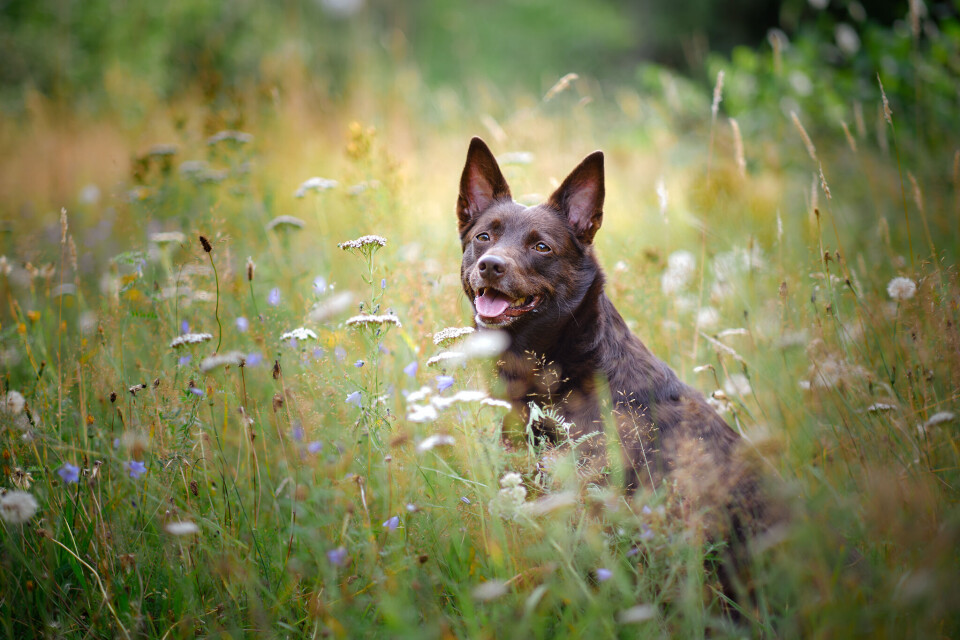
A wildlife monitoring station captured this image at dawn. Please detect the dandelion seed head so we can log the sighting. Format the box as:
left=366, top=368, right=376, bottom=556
left=0, top=490, right=39, bottom=524
left=3, top=390, right=25, bottom=414
left=165, top=521, right=200, bottom=536
left=886, top=277, right=916, bottom=301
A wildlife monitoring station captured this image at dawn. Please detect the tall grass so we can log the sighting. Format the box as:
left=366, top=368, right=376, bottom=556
left=0, top=60, right=958, bottom=639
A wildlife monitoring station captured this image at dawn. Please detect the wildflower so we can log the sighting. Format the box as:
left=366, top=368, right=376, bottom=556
left=491, top=472, right=528, bottom=519
left=500, top=472, right=523, bottom=488
left=11, top=467, right=33, bottom=490
left=280, top=327, right=318, bottom=342
left=268, top=288, right=281, bottom=306
left=292, top=424, right=304, bottom=442
left=346, top=391, right=362, bottom=408
left=656, top=178, right=669, bottom=218
left=481, top=398, right=512, bottom=410
left=354, top=360, right=365, bottom=368
left=307, top=441, right=323, bottom=454
left=696, top=307, right=720, bottom=329
left=312, top=347, right=325, bottom=360
left=403, top=361, right=418, bottom=377
left=246, top=353, right=263, bottom=367
left=461, top=496, right=472, bottom=505
left=723, top=374, right=752, bottom=397
left=660, top=250, right=696, bottom=294
left=472, top=580, right=508, bottom=602
left=595, top=568, right=613, bottom=582
left=407, top=404, right=439, bottom=423
left=3, top=390, right=25, bottom=414
left=207, top=130, right=253, bottom=145
left=338, top=235, right=387, bottom=252
left=309, top=292, right=356, bottom=323
left=169, top=333, right=213, bottom=349
left=887, top=277, right=916, bottom=301
left=460, top=331, right=509, bottom=359
left=295, top=177, right=338, bottom=198
left=188, top=387, right=205, bottom=397
left=149, top=231, right=185, bottom=245
left=523, top=491, right=577, bottom=516
left=313, top=276, right=327, bottom=294
left=382, top=515, right=400, bottom=532
left=164, top=521, right=200, bottom=536
left=0, top=491, right=39, bottom=524
left=58, top=463, right=80, bottom=484
left=345, top=313, right=402, bottom=329
left=199, top=351, right=246, bottom=372
left=266, top=216, right=306, bottom=232
left=124, top=460, right=147, bottom=479
left=236, top=317, right=249, bottom=332
left=617, top=605, right=656, bottom=624
left=426, top=351, right=466, bottom=368
left=326, top=546, right=348, bottom=567
left=334, top=346, right=347, bottom=361
left=436, top=376, right=454, bottom=392
left=924, top=411, right=956, bottom=428
left=416, top=434, right=455, bottom=452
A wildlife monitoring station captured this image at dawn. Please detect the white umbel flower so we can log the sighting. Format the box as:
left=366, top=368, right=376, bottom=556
left=169, top=333, right=213, bottom=349
left=280, top=327, right=318, bottom=342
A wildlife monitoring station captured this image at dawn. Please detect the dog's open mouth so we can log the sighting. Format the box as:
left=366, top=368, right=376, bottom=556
left=474, top=287, right=540, bottom=325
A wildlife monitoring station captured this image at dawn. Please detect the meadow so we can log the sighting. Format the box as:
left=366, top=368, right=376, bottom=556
left=1, top=19, right=960, bottom=638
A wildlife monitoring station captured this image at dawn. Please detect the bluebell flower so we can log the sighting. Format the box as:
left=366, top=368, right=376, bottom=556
left=189, top=387, right=204, bottom=397
left=354, top=359, right=365, bottom=368
left=268, top=288, right=281, bottom=306
left=246, top=352, right=263, bottom=367
left=436, top=375, right=454, bottom=392
left=289, top=338, right=298, bottom=349
left=595, top=568, right=613, bottom=582
left=334, top=346, right=346, bottom=362
left=312, top=347, right=325, bottom=360
left=236, top=316, right=249, bottom=332
left=403, top=361, right=418, bottom=377
left=382, top=515, right=400, bottom=532
left=326, top=546, right=348, bottom=567
left=307, top=441, right=323, bottom=454
left=292, top=424, right=304, bottom=442
left=113, top=438, right=121, bottom=449
left=181, top=320, right=189, bottom=333
left=346, top=391, right=362, bottom=408
left=460, top=496, right=471, bottom=505
left=58, top=463, right=80, bottom=484
left=381, top=278, right=386, bottom=290
left=124, top=460, right=147, bottom=479
left=178, top=355, right=192, bottom=366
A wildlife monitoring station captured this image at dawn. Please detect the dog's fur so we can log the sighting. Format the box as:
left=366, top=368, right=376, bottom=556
left=457, top=137, right=771, bottom=597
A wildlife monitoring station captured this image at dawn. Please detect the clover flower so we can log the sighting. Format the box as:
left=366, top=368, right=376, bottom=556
left=0, top=490, right=39, bottom=524
left=169, top=333, right=213, bottom=349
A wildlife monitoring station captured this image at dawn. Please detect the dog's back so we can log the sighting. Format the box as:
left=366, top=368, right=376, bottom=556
left=457, top=137, right=775, bottom=598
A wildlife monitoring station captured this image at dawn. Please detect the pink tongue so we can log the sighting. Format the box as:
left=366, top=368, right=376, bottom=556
left=475, top=290, right=512, bottom=318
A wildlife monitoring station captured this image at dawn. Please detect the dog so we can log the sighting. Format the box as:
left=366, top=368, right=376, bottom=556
left=456, top=137, right=773, bottom=601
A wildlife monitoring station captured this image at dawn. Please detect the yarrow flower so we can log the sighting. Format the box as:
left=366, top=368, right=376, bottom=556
left=266, top=215, right=306, bottom=232
left=432, top=326, right=475, bottom=346
left=169, top=333, right=213, bottom=349
left=490, top=471, right=527, bottom=520
left=0, top=490, right=39, bottom=524
left=199, top=351, right=246, bottom=372
left=886, top=277, right=917, bottom=301
left=207, top=129, right=253, bottom=145
left=309, top=292, right=356, bottom=323
left=165, top=521, right=200, bottom=536
left=295, top=177, right=338, bottom=198
left=149, top=231, right=185, bottom=245
left=426, top=351, right=466, bottom=368
left=280, top=327, right=318, bottom=342
left=338, top=235, right=387, bottom=251
left=416, top=434, right=456, bottom=452
left=58, top=463, right=80, bottom=484
left=345, top=314, right=402, bottom=329
left=124, top=460, right=147, bottom=479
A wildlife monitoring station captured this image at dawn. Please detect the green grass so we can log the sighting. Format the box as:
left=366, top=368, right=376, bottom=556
left=1, top=57, right=959, bottom=639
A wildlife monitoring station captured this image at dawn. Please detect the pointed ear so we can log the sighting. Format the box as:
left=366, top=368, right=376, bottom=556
left=547, top=151, right=605, bottom=244
left=457, top=137, right=512, bottom=232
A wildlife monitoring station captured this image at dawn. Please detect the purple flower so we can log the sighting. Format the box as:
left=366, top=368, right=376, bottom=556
left=178, top=355, right=192, bottom=366
left=189, top=387, right=205, bottom=397
left=268, top=288, right=281, bottom=306
left=640, top=525, right=654, bottom=540
left=326, top=546, right=348, bottom=567
left=246, top=352, right=263, bottom=367
left=380, top=278, right=386, bottom=290
left=460, top=496, right=471, bottom=505
left=236, top=316, right=249, bottom=332
left=382, top=515, right=400, bottom=532
left=436, top=375, right=454, bottom=392
left=58, top=463, right=80, bottom=484
left=292, top=424, right=304, bottom=442
left=403, top=361, right=418, bottom=377
left=346, top=391, right=362, bottom=408
left=595, top=568, right=613, bottom=582
left=307, top=441, right=323, bottom=454
left=124, top=460, right=147, bottom=479
left=112, top=438, right=121, bottom=449
left=312, top=347, right=325, bottom=360
left=626, top=547, right=640, bottom=558
left=181, top=320, right=189, bottom=333
left=288, top=338, right=298, bottom=349
left=313, top=276, right=327, bottom=294
left=334, top=346, right=346, bottom=362
left=354, top=359, right=365, bottom=368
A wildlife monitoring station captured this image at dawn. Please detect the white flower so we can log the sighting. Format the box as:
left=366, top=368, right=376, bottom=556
left=207, top=130, right=253, bottom=145
left=280, top=327, right=318, bottom=342
left=295, top=177, right=338, bottom=198
left=309, top=292, right=355, bottom=323
left=432, top=390, right=489, bottom=410
left=472, top=580, right=508, bottom=602
left=865, top=403, right=897, bottom=413
left=500, top=472, right=523, bottom=488
left=923, top=411, right=955, bottom=428
left=149, top=231, right=186, bottom=245
left=169, top=333, right=213, bottom=349
left=345, top=314, right=402, bottom=328
left=460, top=330, right=509, bottom=359
left=661, top=250, right=696, bottom=294
left=696, top=307, right=720, bottom=329
left=522, top=491, right=577, bottom=516
left=0, top=256, right=10, bottom=276
left=199, top=351, right=246, bottom=372
left=0, top=490, right=39, bottom=524
left=723, top=374, right=752, bottom=397
left=433, top=326, right=475, bottom=346
left=266, top=216, right=305, bottom=231
left=887, top=277, right=916, bottom=301
left=656, top=177, right=668, bottom=217
left=3, top=390, right=25, bottom=414
left=337, top=235, right=387, bottom=250
left=426, top=351, right=466, bottom=367
left=165, top=520, right=200, bottom=536
left=617, top=605, right=656, bottom=624
left=416, top=434, right=455, bottom=452
left=405, top=386, right=433, bottom=403
left=407, top=404, right=439, bottom=423
left=716, top=328, right=749, bottom=339
left=480, top=398, right=512, bottom=410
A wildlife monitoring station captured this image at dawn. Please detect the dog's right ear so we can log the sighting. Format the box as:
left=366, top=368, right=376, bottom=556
left=457, top=137, right=512, bottom=232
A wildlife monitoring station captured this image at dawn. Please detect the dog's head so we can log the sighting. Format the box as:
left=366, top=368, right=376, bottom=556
left=457, top=137, right=605, bottom=335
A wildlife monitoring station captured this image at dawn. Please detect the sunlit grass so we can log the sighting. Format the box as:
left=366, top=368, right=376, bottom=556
left=1, top=61, right=958, bottom=638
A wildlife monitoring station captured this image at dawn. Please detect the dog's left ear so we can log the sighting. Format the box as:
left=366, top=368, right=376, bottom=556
left=547, top=151, right=604, bottom=245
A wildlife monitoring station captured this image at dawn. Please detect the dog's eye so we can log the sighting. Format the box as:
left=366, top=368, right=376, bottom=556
left=476, top=232, right=490, bottom=242
left=533, top=242, right=551, bottom=253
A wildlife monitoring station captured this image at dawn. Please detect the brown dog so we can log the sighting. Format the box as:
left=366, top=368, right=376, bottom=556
left=457, top=137, right=771, bottom=597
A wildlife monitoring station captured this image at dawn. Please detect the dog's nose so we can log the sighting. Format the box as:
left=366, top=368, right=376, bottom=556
left=477, top=254, right=506, bottom=277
